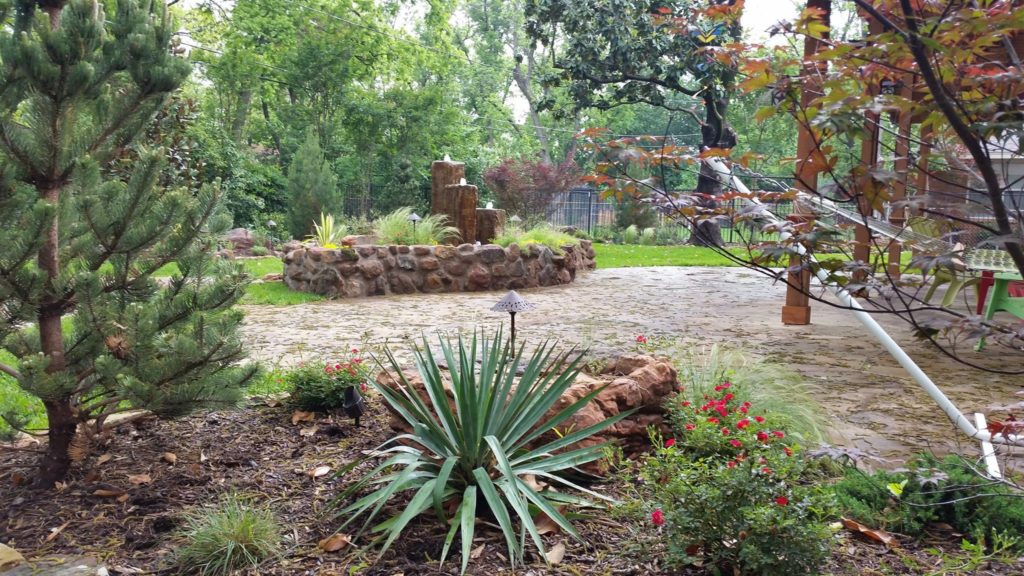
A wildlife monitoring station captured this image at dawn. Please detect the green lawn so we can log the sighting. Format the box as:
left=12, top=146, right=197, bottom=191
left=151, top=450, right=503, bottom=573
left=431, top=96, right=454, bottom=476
left=0, top=350, right=45, bottom=438
left=153, top=257, right=283, bottom=279
left=592, top=243, right=915, bottom=270
left=593, top=244, right=746, bottom=268
left=240, top=281, right=323, bottom=305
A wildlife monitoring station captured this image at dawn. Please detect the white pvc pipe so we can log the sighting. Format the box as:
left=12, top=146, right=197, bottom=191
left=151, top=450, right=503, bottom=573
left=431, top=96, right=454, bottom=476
left=704, top=158, right=1021, bottom=446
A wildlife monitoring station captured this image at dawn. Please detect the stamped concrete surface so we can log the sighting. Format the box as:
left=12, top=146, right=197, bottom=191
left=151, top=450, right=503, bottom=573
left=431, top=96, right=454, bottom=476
left=241, top=266, right=1022, bottom=462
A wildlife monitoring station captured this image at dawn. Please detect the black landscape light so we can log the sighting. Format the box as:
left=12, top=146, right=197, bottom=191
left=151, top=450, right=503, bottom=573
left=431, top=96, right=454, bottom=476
left=491, top=290, right=535, bottom=355
left=343, top=386, right=367, bottom=426
left=407, top=211, right=422, bottom=241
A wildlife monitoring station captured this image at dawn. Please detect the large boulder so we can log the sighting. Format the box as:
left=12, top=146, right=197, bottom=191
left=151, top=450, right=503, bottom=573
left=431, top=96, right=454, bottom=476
left=223, top=228, right=255, bottom=253
left=376, top=354, right=679, bottom=472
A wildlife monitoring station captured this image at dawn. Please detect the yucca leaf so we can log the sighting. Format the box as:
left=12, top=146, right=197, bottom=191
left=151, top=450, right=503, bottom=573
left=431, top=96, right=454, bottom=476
left=513, top=407, right=637, bottom=466
left=433, top=457, right=458, bottom=522
left=473, top=466, right=520, bottom=566
left=377, top=479, right=437, bottom=553
left=515, top=476, right=581, bottom=540
left=486, top=436, right=547, bottom=559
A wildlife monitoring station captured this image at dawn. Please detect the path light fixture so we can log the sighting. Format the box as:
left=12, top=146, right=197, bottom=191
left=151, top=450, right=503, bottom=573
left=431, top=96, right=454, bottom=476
left=407, top=212, right=422, bottom=241
left=343, top=386, right=367, bottom=426
left=266, top=219, right=277, bottom=245
left=509, top=214, right=522, bottom=228
left=491, top=290, right=535, bottom=355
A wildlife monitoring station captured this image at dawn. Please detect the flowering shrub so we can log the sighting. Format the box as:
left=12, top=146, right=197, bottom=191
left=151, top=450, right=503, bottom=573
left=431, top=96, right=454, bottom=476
left=286, top=348, right=370, bottom=412
left=640, top=382, right=835, bottom=575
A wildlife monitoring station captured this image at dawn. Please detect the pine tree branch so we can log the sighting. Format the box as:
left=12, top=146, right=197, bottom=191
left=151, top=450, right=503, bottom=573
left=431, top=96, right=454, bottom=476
left=0, top=361, right=20, bottom=380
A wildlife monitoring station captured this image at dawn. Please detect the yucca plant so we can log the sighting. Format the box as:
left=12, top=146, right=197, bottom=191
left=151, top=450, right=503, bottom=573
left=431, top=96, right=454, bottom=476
left=308, top=212, right=348, bottom=248
left=374, top=207, right=460, bottom=245
left=334, top=330, right=632, bottom=574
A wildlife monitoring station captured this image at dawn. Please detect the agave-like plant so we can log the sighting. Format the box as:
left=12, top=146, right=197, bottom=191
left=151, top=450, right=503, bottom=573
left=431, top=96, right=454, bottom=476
left=334, top=330, right=632, bottom=574
left=308, top=212, right=348, bottom=247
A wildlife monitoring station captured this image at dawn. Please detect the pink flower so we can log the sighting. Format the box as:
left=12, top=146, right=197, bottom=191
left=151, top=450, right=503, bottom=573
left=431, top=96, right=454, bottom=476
left=664, top=438, right=676, bottom=448
left=335, top=363, right=342, bottom=370
left=762, top=467, right=772, bottom=475
left=715, top=404, right=729, bottom=417
left=754, top=416, right=765, bottom=424
left=775, top=496, right=789, bottom=506
left=651, top=509, right=665, bottom=526
left=714, top=384, right=724, bottom=392
left=736, top=418, right=751, bottom=430
left=707, top=417, right=719, bottom=425
left=729, top=439, right=742, bottom=448
left=738, top=406, right=748, bottom=414
left=636, top=335, right=648, bottom=344
left=721, top=427, right=730, bottom=436
left=721, top=381, right=731, bottom=389
left=726, top=460, right=737, bottom=469
left=756, top=431, right=769, bottom=442
left=773, top=431, right=785, bottom=438
left=685, top=423, right=696, bottom=431
left=723, top=392, right=734, bottom=402
left=351, top=347, right=359, bottom=353
left=360, top=382, right=367, bottom=392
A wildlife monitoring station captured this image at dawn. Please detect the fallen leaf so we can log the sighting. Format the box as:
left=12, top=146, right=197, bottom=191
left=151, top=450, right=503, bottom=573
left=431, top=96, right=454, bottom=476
left=96, top=454, right=112, bottom=466
left=0, top=542, right=24, bottom=569
left=161, top=452, right=177, bottom=465
left=10, top=472, right=27, bottom=487
left=128, top=474, right=152, bottom=485
left=534, top=506, right=566, bottom=536
left=117, top=494, right=130, bottom=503
left=308, top=465, right=331, bottom=478
left=54, top=481, right=69, bottom=493
left=318, top=533, right=352, bottom=552
left=544, top=542, right=566, bottom=565
left=292, top=410, right=316, bottom=425
left=841, top=517, right=898, bottom=548
left=45, top=521, right=70, bottom=543
left=470, top=544, right=485, bottom=559
left=299, top=425, right=318, bottom=437
left=93, top=488, right=126, bottom=498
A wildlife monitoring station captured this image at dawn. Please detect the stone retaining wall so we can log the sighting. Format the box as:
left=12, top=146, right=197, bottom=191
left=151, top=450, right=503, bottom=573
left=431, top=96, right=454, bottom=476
left=283, top=240, right=596, bottom=298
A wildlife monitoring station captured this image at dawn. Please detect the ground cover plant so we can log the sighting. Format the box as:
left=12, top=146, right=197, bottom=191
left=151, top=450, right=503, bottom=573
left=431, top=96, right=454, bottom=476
left=286, top=349, right=370, bottom=413
left=335, top=330, right=633, bottom=574
left=175, top=494, right=283, bottom=576
left=492, top=224, right=580, bottom=253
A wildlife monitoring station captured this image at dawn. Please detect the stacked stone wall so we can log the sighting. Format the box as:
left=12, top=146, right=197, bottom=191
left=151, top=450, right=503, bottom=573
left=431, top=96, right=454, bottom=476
left=283, top=240, right=596, bottom=298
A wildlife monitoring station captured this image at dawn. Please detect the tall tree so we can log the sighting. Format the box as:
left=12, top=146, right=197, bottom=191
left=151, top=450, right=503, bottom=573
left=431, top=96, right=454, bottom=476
left=287, top=128, right=340, bottom=239
left=0, top=0, right=256, bottom=487
left=525, top=0, right=744, bottom=245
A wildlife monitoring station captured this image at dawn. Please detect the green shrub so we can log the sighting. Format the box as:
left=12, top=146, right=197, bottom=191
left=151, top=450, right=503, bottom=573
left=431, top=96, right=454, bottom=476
left=491, top=224, right=580, bottom=254
left=250, top=245, right=269, bottom=257
left=641, top=381, right=835, bottom=575
left=834, top=454, right=1024, bottom=547
left=375, top=207, right=459, bottom=245
left=285, top=349, right=370, bottom=412
left=176, top=495, right=282, bottom=576
left=639, top=227, right=656, bottom=245
left=621, top=224, right=640, bottom=244
left=334, top=330, right=632, bottom=574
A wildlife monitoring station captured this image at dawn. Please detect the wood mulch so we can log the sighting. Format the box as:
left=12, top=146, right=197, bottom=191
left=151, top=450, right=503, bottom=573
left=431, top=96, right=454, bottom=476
left=1, top=397, right=1021, bottom=575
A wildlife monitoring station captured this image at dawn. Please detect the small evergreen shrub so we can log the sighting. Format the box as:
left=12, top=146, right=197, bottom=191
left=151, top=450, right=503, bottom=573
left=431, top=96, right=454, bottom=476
left=286, top=349, right=370, bottom=412
left=834, top=454, right=1024, bottom=547
left=639, top=381, right=835, bottom=575
left=176, top=495, right=282, bottom=576
left=250, top=246, right=269, bottom=257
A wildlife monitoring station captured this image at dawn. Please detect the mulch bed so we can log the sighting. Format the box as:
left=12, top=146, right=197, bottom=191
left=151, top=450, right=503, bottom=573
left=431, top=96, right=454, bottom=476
left=2, top=398, right=1021, bottom=575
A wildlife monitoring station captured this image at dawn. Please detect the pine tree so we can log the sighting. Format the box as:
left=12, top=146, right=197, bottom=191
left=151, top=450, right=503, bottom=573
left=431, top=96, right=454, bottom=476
left=0, top=0, right=256, bottom=487
left=287, top=128, right=340, bottom=239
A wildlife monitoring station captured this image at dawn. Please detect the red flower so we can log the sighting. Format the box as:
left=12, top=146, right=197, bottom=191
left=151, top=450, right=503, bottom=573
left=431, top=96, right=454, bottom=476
left=729, top=439, right=742, bottom=448
left=736, top=418, right=750, bottom=430
left=772, top=431, right=785, bottom=438
left=651, top=509, right=665, bottom=526
left=775, top=496, right=789, bottom=506
left=351, top=347, right=359, bottom=354
left=636, top=335, right=648, bottom=344
left=681, top=401, right=691, bottom=407
left=707, top=417, right=719, bottom=425
left=713, top=384, right=723, bottom=392
left=754, top=416, right=765, bottom=424
left=360, top=382, right=368, bottom=392
left=726, top=460, right=737, bottom=469
left=783, top=446, right=793, bottom=457
left=325, top=366, right=334, bottom=374
left=335, top=363, right=342, bottom=370
left=723, top=392, right=734, bottom=402
left=715, top=405, right=729, bottom=418
left=721, top=381, right=731, bottom=389
left=664, top=438, right=676, bottom=448
left=762, top=467, right=772, bottom=474
left=685, top=423, right=696, bottom=431
left=756, top=431, right=769, bottom=442
left=738, top=405, right=748, bottom=414
left=721, top=427, right=730, bottom=436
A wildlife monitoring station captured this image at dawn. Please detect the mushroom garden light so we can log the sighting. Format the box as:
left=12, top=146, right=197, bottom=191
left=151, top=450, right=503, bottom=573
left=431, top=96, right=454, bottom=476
left=491, top=290, right=535, bottom=355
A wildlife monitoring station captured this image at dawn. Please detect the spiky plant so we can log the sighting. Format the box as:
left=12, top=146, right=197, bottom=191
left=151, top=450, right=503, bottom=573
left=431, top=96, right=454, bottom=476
left=176, top=494, right=282, bottom=576
left=334, top=330, right=632, bottom=574
left=308, top=212, right=348, bottom=248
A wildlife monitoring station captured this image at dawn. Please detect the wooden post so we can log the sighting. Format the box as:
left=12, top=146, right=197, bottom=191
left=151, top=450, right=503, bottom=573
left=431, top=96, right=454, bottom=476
left=887, top=78, right=915, bottom=279
left=476, top=208, right=507, bottom=244
left=784, top=0, right=831, bottom=326
left=431, top=159, right=464, bottom=215
left=441, top=183, right=478, bottom=244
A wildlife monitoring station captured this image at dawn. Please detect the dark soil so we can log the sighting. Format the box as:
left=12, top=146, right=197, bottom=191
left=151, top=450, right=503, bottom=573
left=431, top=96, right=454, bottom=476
left=2, top=399, right=1021, bottom=575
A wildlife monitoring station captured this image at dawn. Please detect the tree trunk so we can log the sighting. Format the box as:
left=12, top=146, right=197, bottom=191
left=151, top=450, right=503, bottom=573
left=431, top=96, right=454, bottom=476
left=231, top=89, right=252, bottom=143
left=261, top=98, right=283, bottom=160
left=36, top=184, right=72, bottom=488
left=512, top=52, right=553, bottom=165
left=689, top=93, right=736, bottom=247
